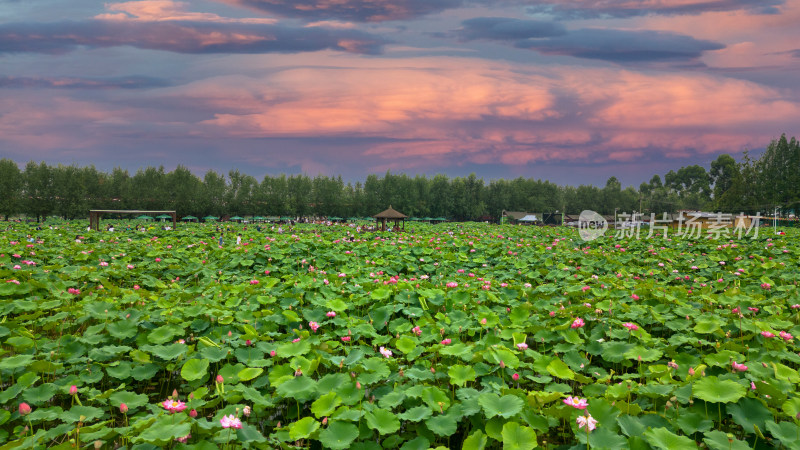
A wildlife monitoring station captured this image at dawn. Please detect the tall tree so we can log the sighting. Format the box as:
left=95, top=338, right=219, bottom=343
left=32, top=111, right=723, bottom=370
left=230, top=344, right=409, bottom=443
left=23, top=161, right=55, bottom=222
left=0, top=159, right=22, bottom=220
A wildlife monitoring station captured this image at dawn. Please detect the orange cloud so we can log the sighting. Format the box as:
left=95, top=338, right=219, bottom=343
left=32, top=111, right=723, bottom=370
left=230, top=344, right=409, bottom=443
left=96, top=0, right=277, bottom=23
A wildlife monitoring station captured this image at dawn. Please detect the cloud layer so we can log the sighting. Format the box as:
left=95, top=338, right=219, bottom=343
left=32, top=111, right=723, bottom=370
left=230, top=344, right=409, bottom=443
left=1, top=0, right=798, bottom=186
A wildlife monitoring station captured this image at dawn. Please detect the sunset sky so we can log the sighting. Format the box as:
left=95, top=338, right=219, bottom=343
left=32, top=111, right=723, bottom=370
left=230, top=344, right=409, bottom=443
left=1, top=0, right=798, bottom=186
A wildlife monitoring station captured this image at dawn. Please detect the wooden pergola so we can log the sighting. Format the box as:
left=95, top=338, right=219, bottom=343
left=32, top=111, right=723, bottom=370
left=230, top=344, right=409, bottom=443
left=373, top=206, right=408, bottom=232
left=89, top=210, right=176, bottom=230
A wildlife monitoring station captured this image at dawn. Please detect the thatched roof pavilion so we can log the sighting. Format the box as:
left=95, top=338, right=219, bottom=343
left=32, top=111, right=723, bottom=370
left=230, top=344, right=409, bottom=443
left=373, top=206, right=408, bottom=232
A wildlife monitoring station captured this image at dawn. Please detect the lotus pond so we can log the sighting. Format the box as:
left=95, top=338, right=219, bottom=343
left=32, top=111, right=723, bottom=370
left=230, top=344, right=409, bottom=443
left=1, top=221, right=799, bottom=449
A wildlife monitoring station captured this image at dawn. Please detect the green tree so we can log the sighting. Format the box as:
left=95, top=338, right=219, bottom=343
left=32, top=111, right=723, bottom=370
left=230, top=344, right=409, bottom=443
left=52, top=164, right=87, bottom=219
left=0, top=159, right=22, bottom=220
left=23, top=161, right=55, bottom=222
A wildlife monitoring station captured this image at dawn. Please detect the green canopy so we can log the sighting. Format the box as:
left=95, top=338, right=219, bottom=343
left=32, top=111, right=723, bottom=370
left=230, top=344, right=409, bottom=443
left=280, top=216, right=292, bottom=221
left=136, top=215, right=153, bottom=220
left=156, top=214, right=172, bottom=219
left=329, top=216, right=343, bottom=221
left=347, top=217, right=360, bottom=221
left=229, top=216, right=244, bottom=221
left=203, top=216, right=219, bottom=221
left=422, top=217, right=433, bottom=221
left=181, top=215, right=198, bottom=221
left=252, top=216, right=266, bottom=221
left=432, top=217, right=447, bottom=222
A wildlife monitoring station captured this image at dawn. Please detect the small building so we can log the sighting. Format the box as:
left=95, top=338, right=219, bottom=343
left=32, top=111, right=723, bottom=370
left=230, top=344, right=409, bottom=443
left=373, top=206, right=408, bottom=232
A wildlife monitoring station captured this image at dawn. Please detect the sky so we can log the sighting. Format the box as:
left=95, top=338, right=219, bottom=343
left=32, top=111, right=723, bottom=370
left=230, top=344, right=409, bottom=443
left=1, top=0, right=799, bottom=187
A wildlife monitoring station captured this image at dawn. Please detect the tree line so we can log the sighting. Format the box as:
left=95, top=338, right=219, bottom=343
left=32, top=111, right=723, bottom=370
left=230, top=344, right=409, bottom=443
left=1, top=134, right=797, bottom=222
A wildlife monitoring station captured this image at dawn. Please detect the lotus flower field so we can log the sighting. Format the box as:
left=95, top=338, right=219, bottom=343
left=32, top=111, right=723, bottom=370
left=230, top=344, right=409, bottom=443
left=1, top=222, right=799, bottom=449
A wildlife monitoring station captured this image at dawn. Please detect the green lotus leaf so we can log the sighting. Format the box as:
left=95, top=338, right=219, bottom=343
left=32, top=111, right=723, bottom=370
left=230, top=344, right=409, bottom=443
left=237, top=367, right=263, bottom=382
left=727, top=397, right=772, bottom=433
left=425, top=414, right=457, bottom=436
left=0, top=354, right=33, bottom=370
left=144, top=343, right=188, bottom=360
left=501, top=422, right=537, bottom=450
left=398, top=405, right=432, bottom=422
left=365, top=408, right=400, bottom=435
left=311, top=391, right=342, bottom=418
left=765, top=421, right=800, bottom=448
left=22, top=383, right=58, bottom=405
left=693, top=377, right=746, bottom=403
left=478, top=393, right=524, bottom=419
left=275, top=375, right=318, bottom=402
left=288, top=416, right=319, bottom=441
left=546, top=359, right=575, bottom=380
left=109, top=390, right=149, bottom=410
left=61, top=405, right=105, bottom=424
left=147, top=325, right=181, bottom=345
left=276, top=339, right=311, bottom=358
left=135, top=416, right=192, bottom=445
left=395, top=337, right=417, bottom=354
left=703, top=430, right=751, bottom=450
left=462, top=429, right=488, bottom=450
left=318, top=421, right=359, bottom=450
left=643, top=427, right=697, bottom=449
left=448, top=365, right=476, bottom=387
left=181, top=358, right=210, bottom=381
left=399, top=436, right=430, bottom=450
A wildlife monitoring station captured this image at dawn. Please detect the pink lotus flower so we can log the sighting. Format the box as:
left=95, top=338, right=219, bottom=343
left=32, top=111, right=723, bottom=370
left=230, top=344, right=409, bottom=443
left=216, top=375, right=224, bottom=383
left=412, top=326, right=422, bottom=336
left=517, top=343, right=528, bottom=350
left=341, top=336, right=351, bottom=342
left=119, top=403, right=128, bottom=413
left=446, top=282, right=458, bottom=288
left=581, top=286, right=590, bottom=292
left=309, top=321, right=320, bottom=332
left=379, top=347, right=393, bottom=358
left=220, top=414, right=242, bottom=429
left=780, top=331, right=793, bottom=341
left=630, top=294, right=639, bottom=300
left=480, top=318, right=487, bottom=325
left=512, top=373, right=520, bottom=381
left=189, top=409, right=197, bottom=418
left=732, top=361, right=748, bottom=372
left=162, top=399, right=187, bottom=413
left=69, top=385, right=78, bottom=395
left=564, top=396, right=588, bottom=409
left=155, top=257, right=161, bottom=262
left=761, top=331, right=775, bottom=338
left=326, top=311, right=336, bottom=318
left=440, top=338, right=451, bottom=345
left=667, top=361, right=679, bottom=369
left=19, top=402, right=31, bottom=415
left=250, top=279, right=259, bottom=285
left=623, top=322, right=638, bottom=331
left=571, top=318, right=585, bottom=329
left=175, top=434, right=191, bottom=443
left=751, top=382, right=757, bottom=390
left=576, top=414, right=598, bottom=431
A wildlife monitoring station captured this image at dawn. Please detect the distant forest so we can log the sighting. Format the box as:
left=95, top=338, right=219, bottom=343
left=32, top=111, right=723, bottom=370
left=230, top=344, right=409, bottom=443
left=1, top=134, right=798, bottom=222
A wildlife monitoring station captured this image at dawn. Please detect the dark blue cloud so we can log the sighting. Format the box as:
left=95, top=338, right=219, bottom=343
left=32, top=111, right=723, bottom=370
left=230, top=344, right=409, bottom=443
left=0, top=20, right=387, bottom=55
left=457, top=17, right=566, bottom=41
left=218, top=0, right=463, bottom=22
left=0, top=75, right=171, bottom=89
left=523, top=0, right=785, bottom=20
left=516, top=29, right=724, bottom=63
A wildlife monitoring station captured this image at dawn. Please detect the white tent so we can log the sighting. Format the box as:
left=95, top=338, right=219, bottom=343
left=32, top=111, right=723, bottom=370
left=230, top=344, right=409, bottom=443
left=518, top=214, right=538, bottom=222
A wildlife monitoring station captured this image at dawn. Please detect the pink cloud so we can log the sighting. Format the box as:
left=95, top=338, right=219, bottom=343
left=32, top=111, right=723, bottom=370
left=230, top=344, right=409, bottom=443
left=96, top=1, right=277, bottom=23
